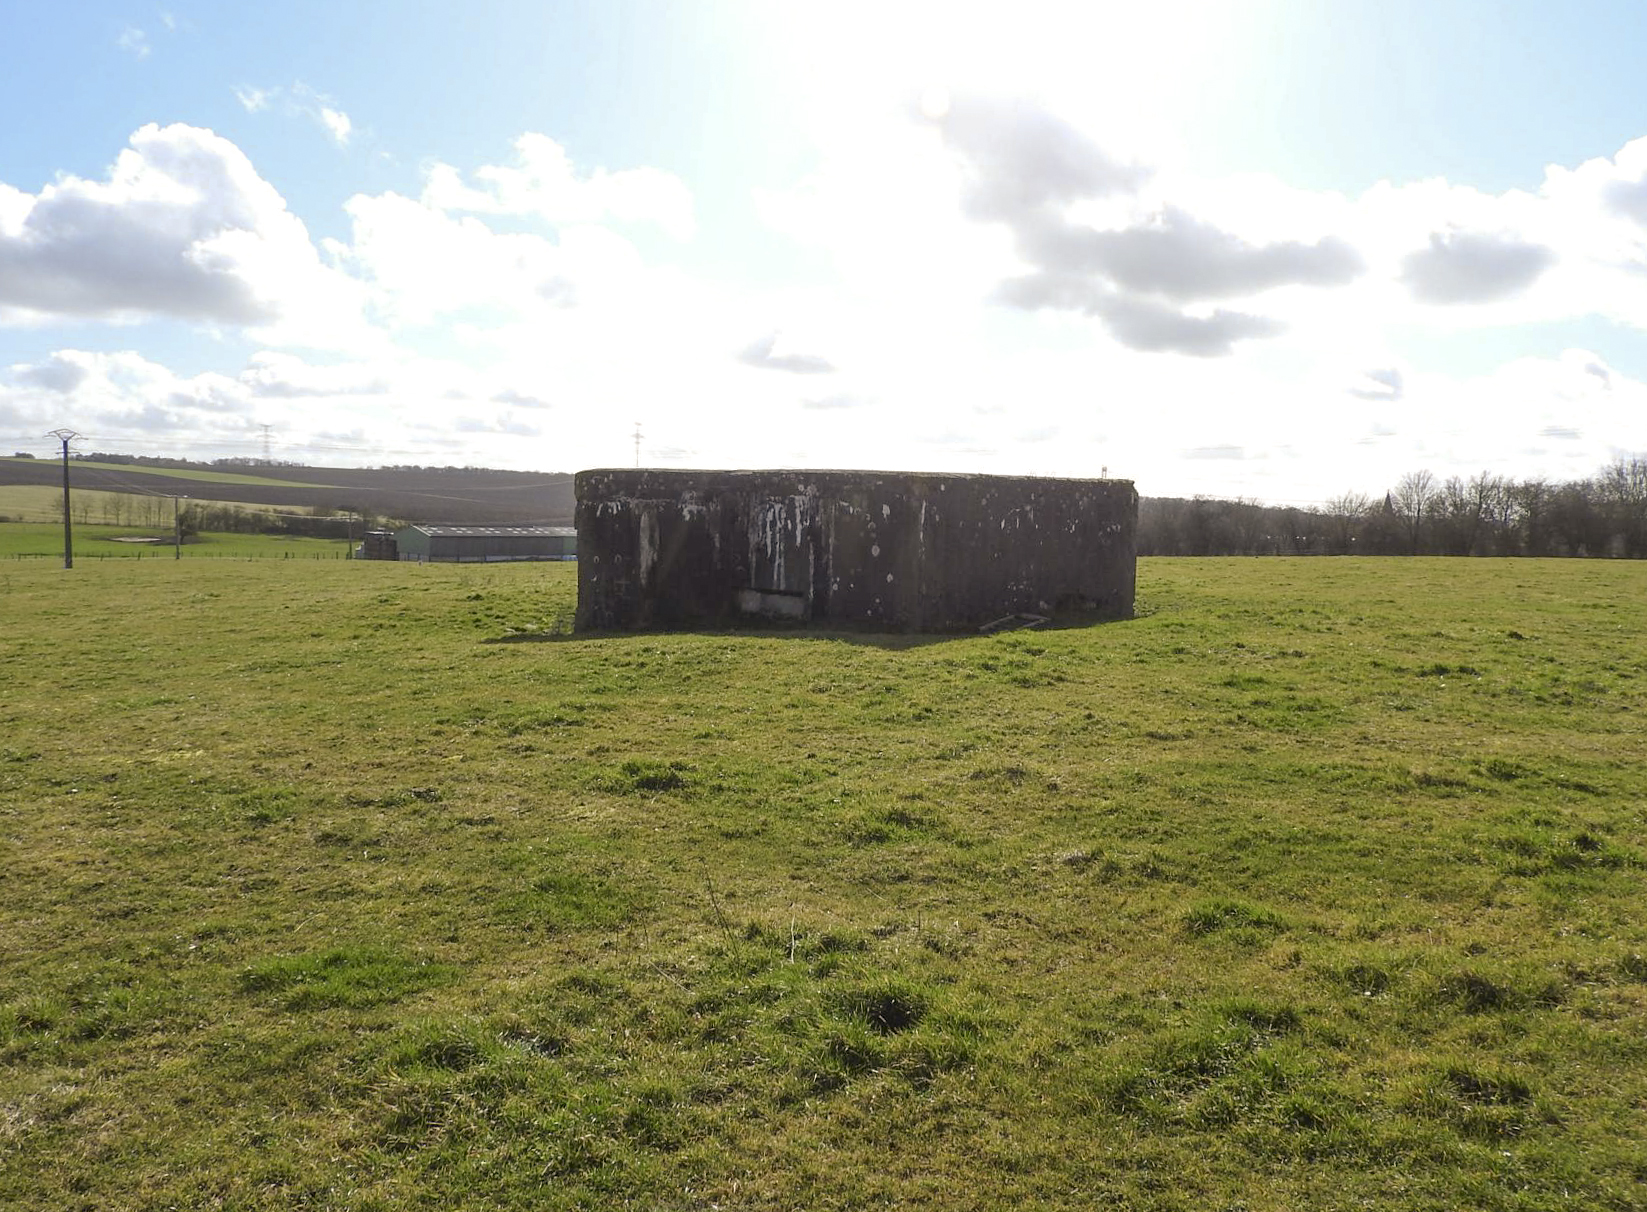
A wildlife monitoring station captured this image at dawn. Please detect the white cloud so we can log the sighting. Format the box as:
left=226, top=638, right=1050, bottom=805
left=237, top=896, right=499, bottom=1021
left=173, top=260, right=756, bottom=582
left=1547, top=135, right=1647, bottom=231
left=456, top=413, right=541, bottom=437
left=938, top=94, right=1148, bottom=221
left=117, top=27, right=150, bottom=59
left=2, top=350, right=252, bottom=442
left=737, top=332, right=835, bottom=374
left=234, top=86, right=274, bottom=113
left=0, top=123, right=372, bottom=350
left=1018, top=206, right=1363, bottom=304
left=318, top=107, right=352, bottom=148
left=0, top=347, right=566, bottom=461
left=1400, top=230, right=1557, bottom=304
left=925, top=96, right=1371, bottom=355
left=801, top=393, right=864, bottom=410
left=0, top=125, right=294, bottom=325
left=1349, top=368, right=1404, bottom=402
left=330, top=190, right=650, bottom=325
left=758, top=94, right=1369, bottom=359
left=8, top=90, right=1647, bottom=503
left=240, top=351, right=389, bottom=398
left=234, top=83, right=356, bottom=149
left=11, top=351, right=89, bottom=393
left=491, top=388, right=552, bottom=410
left=423, top=133, right=695, bottom=239
left=5, top=330, right=1639, bottom=502
left=754, top=66, right=1647, bottom=376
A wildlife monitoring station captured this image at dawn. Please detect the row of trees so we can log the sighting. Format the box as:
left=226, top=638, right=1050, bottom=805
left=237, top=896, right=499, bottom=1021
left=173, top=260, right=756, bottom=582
left=1139, top=457, right=1647, bottom=558
left=32, top=491, right=179, bottom=529
left=94, top=493, right=180, bottom=529
left=66, top=452, right=310, bottom=470
left=175, top=503, right=389, bottom=539
left=46, top=493, right=388, bottom=539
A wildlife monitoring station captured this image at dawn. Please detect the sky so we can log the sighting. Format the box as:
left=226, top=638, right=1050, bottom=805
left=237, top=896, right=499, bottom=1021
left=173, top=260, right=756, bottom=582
left=4, top=1, right=1647, bottom=505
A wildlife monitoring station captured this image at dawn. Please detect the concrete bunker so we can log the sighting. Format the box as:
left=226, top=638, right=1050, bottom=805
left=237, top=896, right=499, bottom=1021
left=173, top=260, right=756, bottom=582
left=575, top=469, right=1136, bottom=633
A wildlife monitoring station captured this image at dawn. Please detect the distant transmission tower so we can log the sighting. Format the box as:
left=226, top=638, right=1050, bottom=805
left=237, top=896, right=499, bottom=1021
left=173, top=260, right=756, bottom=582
left=260, top=423, right=274, bottom=464
left=632, top=421, right=642, bottom=468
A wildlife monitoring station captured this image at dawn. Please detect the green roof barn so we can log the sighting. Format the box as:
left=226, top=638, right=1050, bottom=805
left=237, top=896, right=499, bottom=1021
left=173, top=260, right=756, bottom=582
left=392, top=524, right=575, bottom=563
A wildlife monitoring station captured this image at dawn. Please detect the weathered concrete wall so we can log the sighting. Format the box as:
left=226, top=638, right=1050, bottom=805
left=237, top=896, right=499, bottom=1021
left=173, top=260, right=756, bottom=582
left=575, top=469, right=1136, bottom=633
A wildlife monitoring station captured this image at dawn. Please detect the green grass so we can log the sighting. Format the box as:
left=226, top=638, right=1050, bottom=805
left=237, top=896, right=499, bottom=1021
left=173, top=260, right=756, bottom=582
left=0, top=523, right=355, bottom=559
left=0, top=455, right=336, bottom=487
left=1, top=556, right=1645, bottom=1210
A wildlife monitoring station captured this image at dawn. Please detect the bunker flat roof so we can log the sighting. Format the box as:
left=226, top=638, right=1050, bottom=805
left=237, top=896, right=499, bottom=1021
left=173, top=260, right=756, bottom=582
left=402, top=525, right=575, bottom=537
left=578, top=468, right=1128, bottom=486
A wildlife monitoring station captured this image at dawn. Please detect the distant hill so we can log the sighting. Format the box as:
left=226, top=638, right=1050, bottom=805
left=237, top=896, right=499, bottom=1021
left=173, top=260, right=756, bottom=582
left=0, top=455, right=576, bottom=526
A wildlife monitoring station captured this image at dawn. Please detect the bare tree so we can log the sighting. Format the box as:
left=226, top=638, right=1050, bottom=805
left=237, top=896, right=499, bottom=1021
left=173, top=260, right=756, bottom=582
left=1230, top=498, right=1270, bottom=554
left=1323, top=491, right=1370, bottom=554
left=1463, top=472, right=1502, bottom=555
left=1139, top=453, right=1645, bottom=562
left=1278, top=506, right=1321, bottom=554
left=1435, top=476, right=1471, bottom=555
left=1392, top=470, right=1436, bottom=554
left=1477, top=472, right=1516, bottom=553
left=1512, top=478, right=1549, bottom=555
left=1435, top=471, right=1502, bottom=555
left=1598, top=456, right=1647, bottom=557
left=1550, top=478, right=1607, bottom=556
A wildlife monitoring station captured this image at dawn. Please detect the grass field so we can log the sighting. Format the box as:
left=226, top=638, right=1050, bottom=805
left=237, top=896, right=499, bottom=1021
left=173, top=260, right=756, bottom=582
left=0, top=523, right=355, bottom=560
left=0, top=486, right=300, bottom=527
left=2, top=557, right=1644, bottom=1210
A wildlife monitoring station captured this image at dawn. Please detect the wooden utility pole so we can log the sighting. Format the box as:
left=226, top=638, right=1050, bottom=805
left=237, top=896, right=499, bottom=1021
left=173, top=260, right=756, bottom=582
left=46, top=429, right=79, bottom=569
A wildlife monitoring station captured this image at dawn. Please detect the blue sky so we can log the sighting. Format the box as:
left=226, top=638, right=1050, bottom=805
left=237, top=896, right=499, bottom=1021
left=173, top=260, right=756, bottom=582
left=3, top=0, right=1647, bottom=502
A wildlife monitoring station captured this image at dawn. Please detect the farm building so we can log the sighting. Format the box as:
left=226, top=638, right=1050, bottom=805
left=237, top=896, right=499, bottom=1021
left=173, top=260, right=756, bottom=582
left=575, top=468, right=1136, bottom=633
left=392, top=524, right=576, bottom=563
